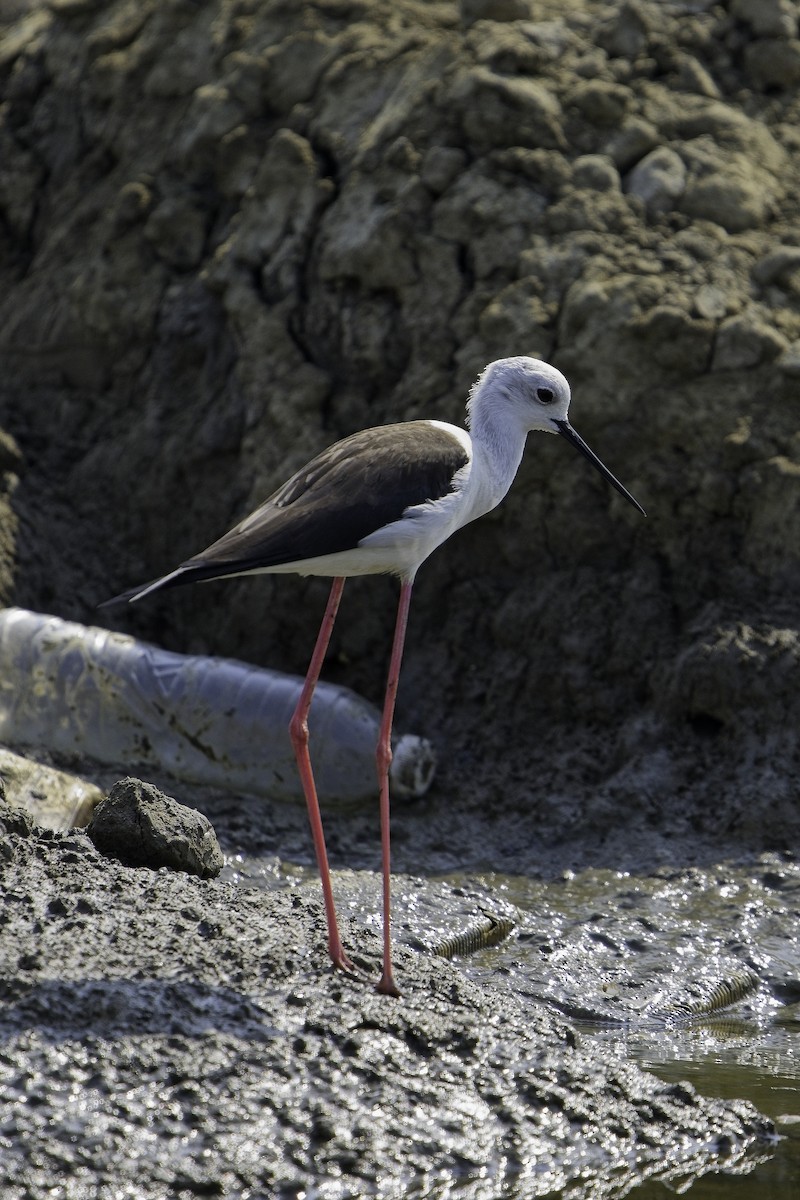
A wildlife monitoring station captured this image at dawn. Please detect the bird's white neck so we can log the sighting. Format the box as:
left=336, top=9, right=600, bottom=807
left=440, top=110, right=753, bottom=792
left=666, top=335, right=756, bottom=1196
left=466, top=384, right=530, bottom=512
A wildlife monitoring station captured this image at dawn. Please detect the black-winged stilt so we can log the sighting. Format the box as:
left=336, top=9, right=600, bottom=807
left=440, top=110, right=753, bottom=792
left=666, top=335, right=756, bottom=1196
left=102, top=356, right=644, bottom=995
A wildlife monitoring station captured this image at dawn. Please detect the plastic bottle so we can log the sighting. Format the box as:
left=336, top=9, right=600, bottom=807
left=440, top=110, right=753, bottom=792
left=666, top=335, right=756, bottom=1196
left=0, top=608, right=436, bottom=804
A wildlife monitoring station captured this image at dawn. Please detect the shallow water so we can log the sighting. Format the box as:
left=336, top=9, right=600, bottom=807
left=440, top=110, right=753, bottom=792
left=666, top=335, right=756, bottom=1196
left=458, top=865, right=800, bottom=1198
left=622, top=1041, right=800, bottom=1197
left=227, top=852, right=800, bottom=1196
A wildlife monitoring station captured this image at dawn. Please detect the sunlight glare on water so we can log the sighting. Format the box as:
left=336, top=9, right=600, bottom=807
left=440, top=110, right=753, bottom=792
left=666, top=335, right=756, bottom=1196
left=228, top=852, right=799, bottom=1197
left=456, top=861, right=800, bottom=1198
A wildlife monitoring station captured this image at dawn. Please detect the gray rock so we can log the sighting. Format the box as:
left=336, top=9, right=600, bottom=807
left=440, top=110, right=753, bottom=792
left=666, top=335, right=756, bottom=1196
left=261, top=31, right=339, bottom=114
left=671, top=54, right=721, bottom=98
left=681, top=165, right=772, bottom=233
left=745, top=38, right=800, bottom=90
left=597, top=0, right=652, bottom=59
left=712, top=314, right=788, bottom=370
left=572, top=154, right=621, bottom=192
left=570, top=78, right=630, bottom=126
left=454, top=66, right=566, bottom=151
left=655, top=99, right=786, bottom=174
left=625, top=146, right=686, bottom=215
left=731, top=0, right=798, bottom=39
left=693, top=284, right=729, bottom=321
left=630, top=304, right=715, bottom=374
left=87, top=778, right=224, bottom=878
left=604, top=117, right=660, bottom=171
left=752, top=246, right=800, bottom=288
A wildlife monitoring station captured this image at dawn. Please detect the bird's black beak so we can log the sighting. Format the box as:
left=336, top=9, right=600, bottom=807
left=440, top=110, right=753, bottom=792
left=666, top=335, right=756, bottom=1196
left=555, top=419, right=645, bottom=516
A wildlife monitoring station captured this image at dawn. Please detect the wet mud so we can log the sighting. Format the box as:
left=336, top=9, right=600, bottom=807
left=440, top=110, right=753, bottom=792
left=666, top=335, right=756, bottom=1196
left=0, top=800, right=780, bottom=1199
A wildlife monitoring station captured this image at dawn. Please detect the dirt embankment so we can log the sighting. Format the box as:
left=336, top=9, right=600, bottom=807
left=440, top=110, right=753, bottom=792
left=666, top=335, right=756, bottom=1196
left=1, top=0, right=799, bottom=861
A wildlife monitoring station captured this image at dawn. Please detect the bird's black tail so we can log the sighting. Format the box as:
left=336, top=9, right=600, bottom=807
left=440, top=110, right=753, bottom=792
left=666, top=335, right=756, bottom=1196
left=98, top=566, right=193, bottom=609
left=99, top=555, right=260, bottom=610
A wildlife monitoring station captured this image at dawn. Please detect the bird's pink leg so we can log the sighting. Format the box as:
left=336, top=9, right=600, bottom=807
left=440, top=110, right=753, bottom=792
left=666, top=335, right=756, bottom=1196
left=375, top=577, right=415, bottom=997
left=289, top=577, right=355, bottom=975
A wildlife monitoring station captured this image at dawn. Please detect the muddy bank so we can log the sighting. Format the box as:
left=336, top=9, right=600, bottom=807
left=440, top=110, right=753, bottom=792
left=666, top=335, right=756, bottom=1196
left=0, top=800, right=776, bottom=1199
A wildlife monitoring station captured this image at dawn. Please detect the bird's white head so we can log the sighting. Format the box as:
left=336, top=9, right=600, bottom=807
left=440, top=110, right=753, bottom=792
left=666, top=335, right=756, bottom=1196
left=467, top=356, right=571, bottom=434
left=467, top=356, right=645, bottom=515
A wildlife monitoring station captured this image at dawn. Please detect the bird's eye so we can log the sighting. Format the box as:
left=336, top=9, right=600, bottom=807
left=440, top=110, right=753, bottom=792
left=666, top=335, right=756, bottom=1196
left=536, top=386, right=555, bottom=404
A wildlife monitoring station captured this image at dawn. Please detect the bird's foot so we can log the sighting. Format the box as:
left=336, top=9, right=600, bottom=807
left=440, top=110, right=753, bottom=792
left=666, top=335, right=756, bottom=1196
left=329, top=942, right=359, bottom=977
left=376, top=970, right=401, bottom=998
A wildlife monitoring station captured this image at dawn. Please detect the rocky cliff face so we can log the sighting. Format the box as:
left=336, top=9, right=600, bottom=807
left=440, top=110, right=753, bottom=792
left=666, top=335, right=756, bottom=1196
left=1, top=0, right=799, bottom=860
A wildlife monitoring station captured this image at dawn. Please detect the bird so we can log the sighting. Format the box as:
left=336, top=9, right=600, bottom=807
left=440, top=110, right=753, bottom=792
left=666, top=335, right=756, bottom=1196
left=101, top=356, right=644, bottom=996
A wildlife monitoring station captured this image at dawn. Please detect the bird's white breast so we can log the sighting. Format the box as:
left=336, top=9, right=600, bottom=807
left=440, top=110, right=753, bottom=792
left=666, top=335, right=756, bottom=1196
left=356, top=421, right=507, bottom=577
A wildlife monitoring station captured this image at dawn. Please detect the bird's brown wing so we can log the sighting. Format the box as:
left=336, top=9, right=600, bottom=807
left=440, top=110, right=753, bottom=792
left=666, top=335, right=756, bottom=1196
left=101, top=422, right=469, bottom=605
left=182, top=421, right=469, bottom=576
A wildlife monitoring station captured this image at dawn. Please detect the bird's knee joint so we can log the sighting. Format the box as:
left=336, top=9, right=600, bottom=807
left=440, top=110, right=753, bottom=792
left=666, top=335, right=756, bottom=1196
left=289, top=714, right=309, bottom=749
left=376, top=742, right=393, bottom=776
